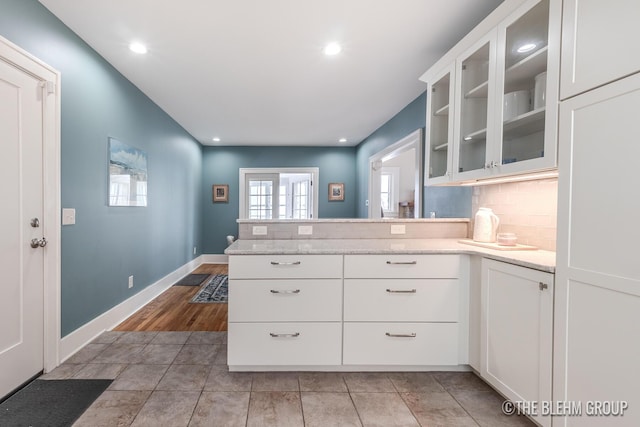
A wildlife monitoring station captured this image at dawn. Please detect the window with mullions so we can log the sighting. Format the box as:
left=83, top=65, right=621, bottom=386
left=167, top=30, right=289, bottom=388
left=239, top=168, right=319, bottom=219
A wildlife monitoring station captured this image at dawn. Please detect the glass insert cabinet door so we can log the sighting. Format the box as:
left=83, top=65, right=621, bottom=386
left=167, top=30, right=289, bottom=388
left=499, top=0, right=550, bottom=166
left=427, top=64, right=454, bottom=182
left=455, top=29, right=497, bottom=178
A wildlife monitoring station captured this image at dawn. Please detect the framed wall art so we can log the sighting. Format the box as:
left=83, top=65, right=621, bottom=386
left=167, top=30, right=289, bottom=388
left=213, top=184, right=229, bottom=203
left=328, top=182, right=344, bottom=201
left=108, top=137, right=148, bottom=207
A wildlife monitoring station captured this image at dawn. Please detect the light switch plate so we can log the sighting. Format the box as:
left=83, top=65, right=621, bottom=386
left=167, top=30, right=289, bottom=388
left=298, top=225, right=313, bottom=235
left=390, top=224, right=406, bottom=235
left=252, top=226, right=268, bottom=236
left=62, top=208, right=76, bottom=225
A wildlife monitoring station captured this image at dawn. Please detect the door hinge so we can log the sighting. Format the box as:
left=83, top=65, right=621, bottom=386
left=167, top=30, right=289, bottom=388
left=539, top=282, right=548, bottom=291
left=41, top=81, right=55, bottom=94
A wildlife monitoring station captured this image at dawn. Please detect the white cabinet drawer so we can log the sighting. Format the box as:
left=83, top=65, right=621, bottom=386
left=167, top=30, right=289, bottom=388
left=344, top=279, right=458, bottom=322
left=344, top=255, right=460, bottom=279
left=229, top=255, right=342, bottom=279
left=343, top=322, right=459, bottom=366
left=228, top=322, right=342, bottom=366
left=229, top=279, right=342, bottom=322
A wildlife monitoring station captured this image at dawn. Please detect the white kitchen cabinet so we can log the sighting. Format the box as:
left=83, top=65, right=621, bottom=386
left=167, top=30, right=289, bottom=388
left=343, top=254, right=464, bottom=367
left=453, top=29, right=497, bottom=181
left=423, top=0, right=561, bottom=185
left=560, top=0, right=640, bottom=100
left=228, top=255, right=343, bottom=369
left=481, top=259, right=553, bottom=427
left=426, top=63, right=455, bottom=184
left=554, top=72, right=640, bottom=426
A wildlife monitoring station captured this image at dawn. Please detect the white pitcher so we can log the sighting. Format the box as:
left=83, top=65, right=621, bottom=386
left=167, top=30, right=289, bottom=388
left=473, top=207, right=500, bottom=243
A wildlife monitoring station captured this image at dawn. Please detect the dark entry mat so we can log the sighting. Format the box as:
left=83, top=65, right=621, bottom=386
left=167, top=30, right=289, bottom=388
left=173, top=273, right=211, bottom=286
left=0, top=379, right=111, bottom=427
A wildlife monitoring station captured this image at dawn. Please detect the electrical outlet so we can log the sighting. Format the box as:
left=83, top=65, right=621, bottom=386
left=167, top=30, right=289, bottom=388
left=128, top=275, right=134, bottom=289
left=193, top=246, right=197, bottom=255
left=298, top=225, right=313, bottom=235
left=390, top=224, right=406, bottom=235
left=365, top=200, right=369, bottom=207
left=253, top=226, right=268, bottom=235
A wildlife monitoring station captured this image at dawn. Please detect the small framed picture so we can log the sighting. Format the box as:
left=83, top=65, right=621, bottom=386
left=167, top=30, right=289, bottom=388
left=328, top=182, right=344, bottom=201
left=212, top=184, right=229, bottom=203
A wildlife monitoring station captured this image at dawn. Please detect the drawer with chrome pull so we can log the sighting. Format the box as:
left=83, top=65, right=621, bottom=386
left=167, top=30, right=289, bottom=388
left=229, top=255, right=342, bottom=279
left=228, top=322, right=342, bottom=366
left=343, top=322, right=459, bottom=365
left=344, top=254, right=460, bottom=279
left=343, top=279, right=458, bottom=322
left=228, top=279, right=342, bottom=322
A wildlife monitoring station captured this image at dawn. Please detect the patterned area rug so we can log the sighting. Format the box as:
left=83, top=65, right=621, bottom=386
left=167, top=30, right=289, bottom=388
left=191, top=274, right=228, bottom=303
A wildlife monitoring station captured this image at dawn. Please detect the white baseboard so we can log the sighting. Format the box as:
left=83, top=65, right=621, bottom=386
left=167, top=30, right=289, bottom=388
left=201, top=254, right=228, bottom=264
left=58, top=256, right=205, bottom=363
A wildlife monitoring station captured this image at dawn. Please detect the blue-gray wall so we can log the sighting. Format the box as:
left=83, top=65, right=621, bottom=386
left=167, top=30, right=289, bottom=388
left=0, top=0, right=203, bottom=336
left=355, top=92, right=472, bottom=218
left=202, top=146, right=357, bottom=254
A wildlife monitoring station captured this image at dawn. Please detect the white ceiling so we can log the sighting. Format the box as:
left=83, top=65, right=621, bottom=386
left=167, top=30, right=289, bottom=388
left=39, top=0, right=504, bottom=146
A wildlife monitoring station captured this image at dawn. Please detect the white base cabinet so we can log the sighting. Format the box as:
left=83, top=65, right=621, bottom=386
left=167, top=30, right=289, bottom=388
left=228, top=253, right=467, bottom=370
left=481, top=259, right=553, bottom=427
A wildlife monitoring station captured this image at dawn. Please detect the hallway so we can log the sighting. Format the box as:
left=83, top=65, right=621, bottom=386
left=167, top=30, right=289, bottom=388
left=115, top=264, right=229, bottom=332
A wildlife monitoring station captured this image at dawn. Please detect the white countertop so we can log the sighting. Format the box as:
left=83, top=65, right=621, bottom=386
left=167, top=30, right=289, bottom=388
left=225, top=238, right=556, bottom=273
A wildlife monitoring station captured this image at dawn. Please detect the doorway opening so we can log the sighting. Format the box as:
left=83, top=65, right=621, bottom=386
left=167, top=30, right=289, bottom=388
left=368, top=129, right=423, bottom=218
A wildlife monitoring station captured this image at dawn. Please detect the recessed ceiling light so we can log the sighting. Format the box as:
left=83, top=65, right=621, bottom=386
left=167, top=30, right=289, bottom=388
left=339, top=138, right=347, bottom=143
left=463, top=136, right=472, bottom=141
left=323, top=42, right=342, bottom=56
left=212, top=137, right=221, bottom=142
left=516, top=43, right=536, bottom=53
left=129, top=42, right=148, bottom=54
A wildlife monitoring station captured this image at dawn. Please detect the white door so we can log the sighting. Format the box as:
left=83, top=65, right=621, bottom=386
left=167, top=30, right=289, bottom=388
left=0, top=56, right=46, bottom=398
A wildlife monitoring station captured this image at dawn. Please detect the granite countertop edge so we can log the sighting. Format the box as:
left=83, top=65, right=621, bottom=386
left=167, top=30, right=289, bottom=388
left=224, top=239, right=556, bottom=273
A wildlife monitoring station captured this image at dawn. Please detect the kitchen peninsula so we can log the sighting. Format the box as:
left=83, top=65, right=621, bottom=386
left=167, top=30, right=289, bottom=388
left=225, top=219, right=555, bottom=372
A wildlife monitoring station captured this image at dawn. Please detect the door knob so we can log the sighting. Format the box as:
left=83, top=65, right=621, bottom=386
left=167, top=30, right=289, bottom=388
left=30, top=218, right=40, bottom=228
left=30, top=237, right=47, bottom=248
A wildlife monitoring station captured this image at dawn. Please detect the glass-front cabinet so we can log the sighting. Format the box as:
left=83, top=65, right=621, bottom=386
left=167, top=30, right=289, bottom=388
left=453, top=31, right=496, bottom=181
left=423, top=0, right=560, bottom=185
left=495, top=0, right=557, bottom=175
left=426, top=64, right=455, bottom=185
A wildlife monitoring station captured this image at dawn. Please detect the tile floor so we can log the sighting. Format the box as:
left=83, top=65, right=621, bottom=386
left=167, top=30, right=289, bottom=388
left=41, top=331, right=534, bottom=427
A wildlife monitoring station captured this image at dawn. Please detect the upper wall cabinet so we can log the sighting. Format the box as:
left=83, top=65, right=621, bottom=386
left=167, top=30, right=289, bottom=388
left=561, top=0, right=640, bottom=100
left=422, top=0, right=561, bottom=186
left=426, top=64, right=455, bottom=184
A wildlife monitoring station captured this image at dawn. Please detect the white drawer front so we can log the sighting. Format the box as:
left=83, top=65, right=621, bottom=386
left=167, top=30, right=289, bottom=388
left=228, top=322, right=342, bottom=366
left=229, top=255, right=343, bottom=279
left=229, top=279, right=342, bottom=322
left=344, top=255, right=460, bottom=279
left=343, top=322, right=459, bottom=366
left=344, top=279, right=458, bottom=322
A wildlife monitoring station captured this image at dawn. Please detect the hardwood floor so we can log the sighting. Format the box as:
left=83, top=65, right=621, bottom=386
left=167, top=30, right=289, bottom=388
left=114, top=264, right=228, bottom=332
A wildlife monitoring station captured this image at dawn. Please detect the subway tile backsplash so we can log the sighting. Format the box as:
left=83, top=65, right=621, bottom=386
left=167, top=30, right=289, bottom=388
left=472, top=178, right=557, bottom=251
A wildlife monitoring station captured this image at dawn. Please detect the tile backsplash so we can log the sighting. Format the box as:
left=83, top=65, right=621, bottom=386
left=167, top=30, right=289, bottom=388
left=471, top=178, right=557, bottom=251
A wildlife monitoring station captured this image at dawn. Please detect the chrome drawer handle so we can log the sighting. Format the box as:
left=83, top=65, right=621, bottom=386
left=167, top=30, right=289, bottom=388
left=270, top=261, right=301, bottom=266
left=385, top=332, right=417, bottom=338
left=386, top=289, right=417, bottom=293
left=386, top=261, right=417, bottom=265
left=270, top=289, right=301, bottom=294
left=270, top=332, right=300, bottom=338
